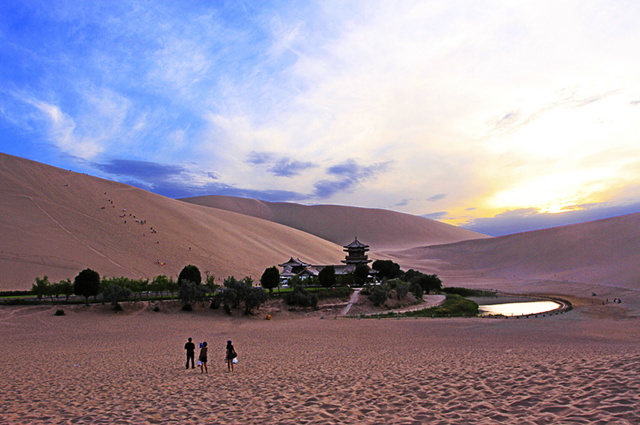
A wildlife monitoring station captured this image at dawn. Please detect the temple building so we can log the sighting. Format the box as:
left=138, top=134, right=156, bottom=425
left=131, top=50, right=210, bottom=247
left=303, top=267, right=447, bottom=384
left=278, top=237, right=373, bottom=281
left=342, top=237, right=371, bottom=266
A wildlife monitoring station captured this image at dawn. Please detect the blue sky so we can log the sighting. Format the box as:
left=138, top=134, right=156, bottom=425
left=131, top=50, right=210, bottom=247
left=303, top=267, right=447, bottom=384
left=2, top=0, right=640, bottom=236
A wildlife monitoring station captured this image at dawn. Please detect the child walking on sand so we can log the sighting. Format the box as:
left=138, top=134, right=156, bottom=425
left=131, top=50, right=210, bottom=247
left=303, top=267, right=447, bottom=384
left=199, top=342, right=208, bottom=374
left=226, top=340, right=237, bottom=372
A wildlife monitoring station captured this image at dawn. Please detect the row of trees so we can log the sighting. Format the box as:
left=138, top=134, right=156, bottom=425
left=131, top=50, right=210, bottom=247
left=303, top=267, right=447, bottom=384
left=32, top=259, right=442, bottom=312
left=32, top=265, right=217, bottom=306
left=31, top=265, right=270, bottom=314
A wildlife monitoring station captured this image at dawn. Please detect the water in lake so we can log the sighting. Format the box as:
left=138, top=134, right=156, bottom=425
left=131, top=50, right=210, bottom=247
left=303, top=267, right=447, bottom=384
left=478, top=301, right=561, bottom=317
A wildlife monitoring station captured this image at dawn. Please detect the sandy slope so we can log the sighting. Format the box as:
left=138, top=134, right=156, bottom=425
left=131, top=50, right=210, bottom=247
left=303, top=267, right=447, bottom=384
left=391, top=213, right=640, bottom=292
left=181, top=195, right=489, bottom=250
left=0, top=153, right=345, bottom=290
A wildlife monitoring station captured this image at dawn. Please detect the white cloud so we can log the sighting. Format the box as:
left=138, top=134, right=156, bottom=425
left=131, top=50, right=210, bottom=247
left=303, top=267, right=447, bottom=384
left=29, top=99, right=103, bottom=160
left=4, top=0, right=640, bottom=226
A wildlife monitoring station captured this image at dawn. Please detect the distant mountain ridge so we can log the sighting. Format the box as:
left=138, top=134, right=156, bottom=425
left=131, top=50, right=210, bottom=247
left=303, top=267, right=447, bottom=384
left=180, top=195, right=489, bottom=251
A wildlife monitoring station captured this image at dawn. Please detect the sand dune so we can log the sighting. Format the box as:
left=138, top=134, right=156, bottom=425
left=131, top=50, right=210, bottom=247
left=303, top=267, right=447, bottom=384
left=392, top=213, right=640, bottom=291
left=3, top=151, right=640, bottom=301
left=0, top=153, right=345, bottom=290
left=181, top=195, right=489, bottom=250
left=2, top=152, right=640, bottom=424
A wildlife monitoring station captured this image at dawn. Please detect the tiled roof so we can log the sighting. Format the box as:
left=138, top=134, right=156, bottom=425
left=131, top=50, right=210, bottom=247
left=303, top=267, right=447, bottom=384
left=343, top=236, right=369, bottom=249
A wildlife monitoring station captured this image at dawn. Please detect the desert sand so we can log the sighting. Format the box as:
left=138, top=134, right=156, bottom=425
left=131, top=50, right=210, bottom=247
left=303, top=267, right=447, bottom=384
left=2, top=153, right=640, bottom=423
left=1, top=300, right=639, bottom=424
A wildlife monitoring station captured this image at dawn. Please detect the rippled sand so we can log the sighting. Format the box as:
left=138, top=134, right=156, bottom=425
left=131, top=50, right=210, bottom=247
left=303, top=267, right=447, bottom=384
left=1, top=302, right=639, bottom=424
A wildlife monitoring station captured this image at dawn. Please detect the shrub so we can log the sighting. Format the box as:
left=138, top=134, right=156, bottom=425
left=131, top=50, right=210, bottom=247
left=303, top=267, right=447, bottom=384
left=411, top=282, right=424, bottom=299
left=204, top=272, right=219, bottom=294
left=221, top=288, right=237, bottom=314
left=443, top=287, right=491, bottom=297
left=210, top=293, right=222, bottom=309
left=337, top=273, right=354, bottom=287
left=413, top=274, right=442, bottom=293
left=369, top=285, right=390, bottom=306
left=54, top=309, right=65, bottom=316
left=404, top=294, right=479, bottom=317
left=244, top=287, right=268, bottom=314
left=314, top=286, right=352, bottom=300
left=224, top=277, right=251, bottom=308
left=101, top=284, right=132, bottom=309
left=395, top=282, right=410, bottom=300
left=178, top=280, right=208, bottom=309
left=285, top=287, right=318, bottom=308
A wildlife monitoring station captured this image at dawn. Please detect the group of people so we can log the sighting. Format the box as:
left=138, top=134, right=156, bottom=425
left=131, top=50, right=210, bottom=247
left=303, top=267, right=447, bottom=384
left=184, top=338, right=238, bottom=373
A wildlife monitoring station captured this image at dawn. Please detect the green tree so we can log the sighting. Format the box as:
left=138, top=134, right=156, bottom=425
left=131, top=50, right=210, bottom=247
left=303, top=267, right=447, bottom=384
left=372, top=260, right=401, bottom=280
left=224, top=277, right=251, bottom=308
left=167, top=276, right=180, bottom=296
left=411, top=281, right=424, bottom=299
left=150, top=275, right=169, bottom=297
left=49, top=281, right=64, bottom=300
left=413, top=274, right=442, bottom=294
left=221, top=288, right=237, bottom=314
left=369, top=285, right=390, bottom=306
left=395, top=281, right=410, bottom=300
left=74, top=269, right=101, bottom=304
left=59, top=278, right=74, bottom=301
left=204, top=272, right=218, bottom=294
left=353, top=264, right=370, bottom=286
left=337, top=272, right=354, bottom=287
left=260, top=266, right=280, bottom=293
left=318, top=266, right=336, bottom=289
left=244, top=287, right=268, bottom=314
left=178, top=280, right=208, bottom=310
left=287, top=274, right=304, bottom=288
left=285, top=286, right=318, bottom=309
left=32, top=276, right=51, bottom=300
left=403, top=269, right=422, bottom=282
left=102, top=285, right=132, bottom=310
left=178, top=264, right=202, bottom=286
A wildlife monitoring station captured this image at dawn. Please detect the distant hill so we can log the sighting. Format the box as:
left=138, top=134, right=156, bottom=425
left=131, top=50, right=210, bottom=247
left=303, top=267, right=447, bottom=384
left=180, top=195, right=489, bottom=251
left=0, top=153, right=345, bottom=290
left=394, top=213, right=640, bottom=291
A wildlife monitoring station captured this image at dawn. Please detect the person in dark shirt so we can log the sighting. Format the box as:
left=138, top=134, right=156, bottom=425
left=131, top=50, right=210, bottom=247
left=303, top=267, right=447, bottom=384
left=226, top=340, right=237, bottom=372
left=184, top=337, right=195, bottom=369
left=199, top=342, right=208, bottom=374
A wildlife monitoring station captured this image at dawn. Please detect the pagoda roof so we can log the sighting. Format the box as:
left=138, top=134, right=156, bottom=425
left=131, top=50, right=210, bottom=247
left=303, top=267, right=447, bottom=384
left=343, top=237, right=369, bottom=249
left=278, top=257, right=311, bottom=267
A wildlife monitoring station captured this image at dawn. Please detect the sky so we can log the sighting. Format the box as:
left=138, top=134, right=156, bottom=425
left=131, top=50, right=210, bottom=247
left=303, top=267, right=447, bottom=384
left=1, top=0, right=640, bottom=236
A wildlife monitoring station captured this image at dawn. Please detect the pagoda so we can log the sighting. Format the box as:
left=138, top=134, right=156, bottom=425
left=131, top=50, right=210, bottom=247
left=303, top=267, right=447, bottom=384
left=341, top=237, right=371, bottom=265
